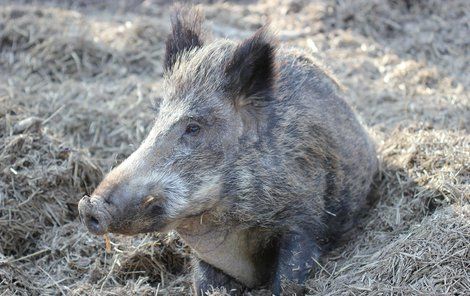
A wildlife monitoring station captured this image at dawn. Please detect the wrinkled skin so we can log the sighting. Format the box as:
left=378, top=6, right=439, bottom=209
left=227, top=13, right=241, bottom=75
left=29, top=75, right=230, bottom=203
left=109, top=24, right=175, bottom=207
left=78, top=6, right=378, bottom=296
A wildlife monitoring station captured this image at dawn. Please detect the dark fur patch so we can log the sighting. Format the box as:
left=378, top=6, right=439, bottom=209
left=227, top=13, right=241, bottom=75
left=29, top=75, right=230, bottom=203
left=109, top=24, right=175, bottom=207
left=164, top=6, right=204, bottom=72
left=272, top=229, right=321, bottom=295
left=224, top=27, right=277, bottom=107
left=192, top=257, right=245, bottom=295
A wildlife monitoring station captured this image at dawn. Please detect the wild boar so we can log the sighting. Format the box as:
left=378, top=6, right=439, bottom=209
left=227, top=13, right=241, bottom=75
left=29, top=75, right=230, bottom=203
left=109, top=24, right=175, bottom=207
left=78, top=6, right=378, bottom=295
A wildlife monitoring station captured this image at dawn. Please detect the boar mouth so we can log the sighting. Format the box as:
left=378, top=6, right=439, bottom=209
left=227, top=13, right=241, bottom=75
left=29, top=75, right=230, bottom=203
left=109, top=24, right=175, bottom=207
left=110, top=200, right=168, bottom=235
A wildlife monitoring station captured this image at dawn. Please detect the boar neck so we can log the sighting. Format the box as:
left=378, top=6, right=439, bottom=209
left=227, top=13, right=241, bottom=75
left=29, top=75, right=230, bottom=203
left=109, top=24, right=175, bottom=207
left=176, top=214, right=265, bottom=288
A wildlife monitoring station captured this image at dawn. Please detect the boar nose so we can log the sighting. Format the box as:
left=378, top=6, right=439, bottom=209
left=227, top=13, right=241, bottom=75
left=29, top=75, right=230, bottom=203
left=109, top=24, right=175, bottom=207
left=78, top=195, right=112, bottom=235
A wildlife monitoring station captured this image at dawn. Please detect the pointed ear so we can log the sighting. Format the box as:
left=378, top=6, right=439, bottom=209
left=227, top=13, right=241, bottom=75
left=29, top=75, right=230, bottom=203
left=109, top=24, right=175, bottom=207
left=224, top=27, right=277, bottom=108
left=164, top=6, right=204, bottom=72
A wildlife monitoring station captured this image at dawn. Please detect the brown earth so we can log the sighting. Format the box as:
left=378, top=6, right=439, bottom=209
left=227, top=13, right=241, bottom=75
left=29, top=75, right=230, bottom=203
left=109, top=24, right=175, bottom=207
left=0, top=0, right=468, bottom=295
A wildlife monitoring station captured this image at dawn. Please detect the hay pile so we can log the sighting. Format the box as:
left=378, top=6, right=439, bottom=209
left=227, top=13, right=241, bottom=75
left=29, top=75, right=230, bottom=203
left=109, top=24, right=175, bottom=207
left=0, top=0, right=468, bottom=295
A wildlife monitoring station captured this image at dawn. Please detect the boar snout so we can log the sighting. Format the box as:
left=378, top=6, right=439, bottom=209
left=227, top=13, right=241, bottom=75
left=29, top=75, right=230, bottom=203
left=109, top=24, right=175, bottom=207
left=78, top=195, right=112, bottom=235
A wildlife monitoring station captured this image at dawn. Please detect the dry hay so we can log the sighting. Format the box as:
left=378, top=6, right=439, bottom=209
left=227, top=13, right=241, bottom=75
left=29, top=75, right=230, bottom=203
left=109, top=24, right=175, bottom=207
left=309, top=205, right=469, bottom=295
left=0, top=0, right=469, bottom=295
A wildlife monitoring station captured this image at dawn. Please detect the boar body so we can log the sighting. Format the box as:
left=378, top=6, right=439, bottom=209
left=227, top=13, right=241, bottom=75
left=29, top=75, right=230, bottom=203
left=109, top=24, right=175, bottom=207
left=78, top=7, right=378, bottom=295
left=176, top=46, right=377, bottom=293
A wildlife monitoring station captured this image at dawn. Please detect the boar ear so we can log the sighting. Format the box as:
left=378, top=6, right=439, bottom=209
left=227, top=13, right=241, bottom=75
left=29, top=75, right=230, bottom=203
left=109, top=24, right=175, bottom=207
left=164, top=6, right=204, bottom=72
left=224, top=27, right=277, bottom=107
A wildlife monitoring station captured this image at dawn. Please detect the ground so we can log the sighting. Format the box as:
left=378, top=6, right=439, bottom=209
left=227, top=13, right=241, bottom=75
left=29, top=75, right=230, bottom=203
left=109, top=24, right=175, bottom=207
left=0, top=0, right=468, bottom=295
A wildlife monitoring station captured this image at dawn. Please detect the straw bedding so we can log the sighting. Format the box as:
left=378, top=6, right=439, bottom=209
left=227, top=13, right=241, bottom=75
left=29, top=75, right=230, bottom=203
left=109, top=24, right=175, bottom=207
left=0, top=0, right=468, bottom=295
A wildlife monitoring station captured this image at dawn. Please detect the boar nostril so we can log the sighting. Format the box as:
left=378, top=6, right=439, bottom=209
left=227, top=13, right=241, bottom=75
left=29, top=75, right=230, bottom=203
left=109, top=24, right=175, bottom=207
left=79, top=195, right=110, bottom=235
left=86, top=214, right=106, bottom=234
left=89, top=215, right=99, bottom=227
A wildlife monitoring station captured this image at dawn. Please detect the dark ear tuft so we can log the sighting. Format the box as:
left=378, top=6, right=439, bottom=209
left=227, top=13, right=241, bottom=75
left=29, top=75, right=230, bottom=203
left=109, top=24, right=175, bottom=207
left=164, top=6, right=204, bottom=72
left=224, top=27, right=277, bottom=107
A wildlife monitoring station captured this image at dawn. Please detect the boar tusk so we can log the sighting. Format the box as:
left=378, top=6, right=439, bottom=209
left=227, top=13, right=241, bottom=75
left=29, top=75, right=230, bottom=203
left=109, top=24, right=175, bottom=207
left=141, top=195, right=156, bottom=208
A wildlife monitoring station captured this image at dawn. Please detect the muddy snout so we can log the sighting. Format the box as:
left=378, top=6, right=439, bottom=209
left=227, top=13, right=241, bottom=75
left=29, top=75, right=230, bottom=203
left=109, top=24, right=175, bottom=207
left=78, top=195, right=113, bottom=235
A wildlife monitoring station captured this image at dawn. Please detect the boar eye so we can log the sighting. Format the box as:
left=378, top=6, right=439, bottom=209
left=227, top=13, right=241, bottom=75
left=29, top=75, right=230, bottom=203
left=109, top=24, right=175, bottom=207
left=185, top=123, right=200, bottom=135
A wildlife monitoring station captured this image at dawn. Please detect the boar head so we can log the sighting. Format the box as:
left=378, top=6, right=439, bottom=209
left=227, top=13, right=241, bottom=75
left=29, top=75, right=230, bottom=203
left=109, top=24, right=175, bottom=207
left=78, top=7, right=277, bottom=236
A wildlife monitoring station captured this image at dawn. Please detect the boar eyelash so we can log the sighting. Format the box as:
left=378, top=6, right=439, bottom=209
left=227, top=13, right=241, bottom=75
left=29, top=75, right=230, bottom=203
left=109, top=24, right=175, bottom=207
left=187, top=116, right=206, bottom=124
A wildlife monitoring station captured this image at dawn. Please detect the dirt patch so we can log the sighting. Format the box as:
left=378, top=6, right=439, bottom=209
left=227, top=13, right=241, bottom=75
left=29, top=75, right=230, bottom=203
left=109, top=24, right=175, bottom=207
left=0, top=0, right=468, bottom=295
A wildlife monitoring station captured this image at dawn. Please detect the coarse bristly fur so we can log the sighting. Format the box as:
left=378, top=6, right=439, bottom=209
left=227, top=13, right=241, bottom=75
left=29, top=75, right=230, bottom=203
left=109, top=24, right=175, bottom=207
left=78, top=5, right=379, bottom=296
